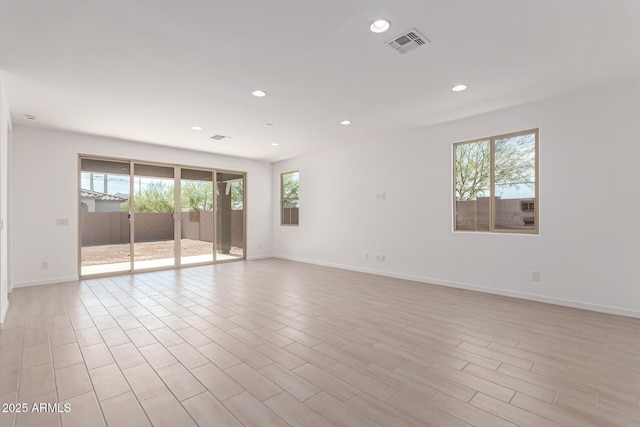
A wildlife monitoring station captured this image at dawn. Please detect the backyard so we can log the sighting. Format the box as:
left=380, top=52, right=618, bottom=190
left=81, top=239, right=242, bottom=265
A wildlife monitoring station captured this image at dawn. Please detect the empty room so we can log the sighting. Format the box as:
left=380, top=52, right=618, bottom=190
left=1, top=1, right=639, bottom=426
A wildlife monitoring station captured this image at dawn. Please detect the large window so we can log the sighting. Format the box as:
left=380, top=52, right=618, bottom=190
left=281, top=171, right=299, bottom=226
left=454, top=129, right=538, bottom=234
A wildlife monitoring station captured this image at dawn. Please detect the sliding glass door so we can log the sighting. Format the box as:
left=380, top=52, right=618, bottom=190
left=79, top=156, right=245, bottom=277
left=132, top=164, right=176, bottom=270
left=180, top=169, right=214, bottom=265
left=216, top=171, right=245, bottom=261
left=80, top=159, right=131, bottom=276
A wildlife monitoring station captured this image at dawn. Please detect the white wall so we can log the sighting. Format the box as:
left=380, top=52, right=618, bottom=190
left=12, top=127, right=273, bottom=287
left=0, top=72, right=11, bottom=325
left=273, top=79, right=640, bottom=318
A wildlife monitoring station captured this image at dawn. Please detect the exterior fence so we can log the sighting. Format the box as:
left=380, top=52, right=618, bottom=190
left=81, top=210, right=244, bottom=247
left=455, top=197, right=534, bottom=230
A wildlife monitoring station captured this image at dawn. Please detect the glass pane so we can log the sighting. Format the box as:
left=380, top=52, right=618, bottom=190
left=216, top=172, right=245, bottom=260
left=80, top=159, right=131, bottom=275
left=281, top=199, right=299, bottom=226
left=133, top=164, right=175, bottom=270
left=494, top=133, right=536, bottom=230
left=454, top=141, right=490, bottom=231
left=180, top=169, right=214, bottom=265
left=281, top=171, right=299, bottom=225
left=282, top=171, right=299, bottom=199
left=230, top=178, right=244, bottom=256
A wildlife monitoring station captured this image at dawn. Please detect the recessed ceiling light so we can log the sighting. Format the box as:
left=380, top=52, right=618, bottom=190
left=191, top=126, right=203, bottom=131
left=24, top=114, right=37, bottom=120
left=340, top=120, right=352, bottom=125
left=370, top=19, right=390, bottom=33
left=271, top=143, right=279, bottom=146
left=452, top=84, right=468, bottom=92
left=252, top=90, right=267, bottom=97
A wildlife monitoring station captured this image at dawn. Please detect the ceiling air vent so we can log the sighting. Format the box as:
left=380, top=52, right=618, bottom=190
left=387, top=28, right=430, bottom=54
left=210, top=134, right=231, bottom=141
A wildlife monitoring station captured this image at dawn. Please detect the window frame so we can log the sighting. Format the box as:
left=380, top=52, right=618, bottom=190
left=280, top=170, right=299, bottom=226
left=452, top=128, right=539, bottom=235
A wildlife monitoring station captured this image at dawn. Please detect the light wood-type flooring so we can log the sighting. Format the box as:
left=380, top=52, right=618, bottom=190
left=0, top=258, right=639, bottom=426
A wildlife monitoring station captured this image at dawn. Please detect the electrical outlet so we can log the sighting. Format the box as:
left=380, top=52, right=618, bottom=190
left=381, top=255, right=386, bottom=262
left=41, top=261, right=48, bottom=269
left=531, top=271, right=540, bottom=281
left=364, top=253, right=368, bottom=260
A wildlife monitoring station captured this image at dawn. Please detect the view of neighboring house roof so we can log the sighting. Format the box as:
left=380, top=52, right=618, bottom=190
left=80, top=189, right=127, bottom=202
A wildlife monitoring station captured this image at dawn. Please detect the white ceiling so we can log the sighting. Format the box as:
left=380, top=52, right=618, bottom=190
left=1, top=0, right=639, bottom=162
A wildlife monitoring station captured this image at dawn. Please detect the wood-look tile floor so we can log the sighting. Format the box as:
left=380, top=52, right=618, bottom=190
left=1, top=258, right=639, bottom=426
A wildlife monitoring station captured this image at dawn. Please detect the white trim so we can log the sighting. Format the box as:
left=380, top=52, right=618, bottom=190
left=0, top=300, right=8, bottom=327
left=273, top=255, right=640, bottom=319
left=246, top=255, right=273, bottom=261
left=12, top=276, right=80, bottom=289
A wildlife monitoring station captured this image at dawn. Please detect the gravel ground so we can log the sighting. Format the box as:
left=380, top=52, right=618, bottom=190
left=81, top=239, right=242, bottom=265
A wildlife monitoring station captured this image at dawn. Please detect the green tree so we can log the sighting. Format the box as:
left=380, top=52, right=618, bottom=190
left=122, top=180, right=245, bottom=213
left=494, top=134, right=536, bottom=193
left=231, top=180, right=244, bottom=210
left=282, top=172, right=299, bottom=203
left=181, top=181, right=213, bottom=211
left=455, top=140, right=490, bottom=201
left=121, top=181, right=174, bottom=213
left=455, top=134, right=535, bottom=201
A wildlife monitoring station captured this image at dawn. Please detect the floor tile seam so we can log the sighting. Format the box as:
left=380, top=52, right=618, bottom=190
left=351, top=389, right=437, bottom=427
left=184, top=389, right=246, bottom=427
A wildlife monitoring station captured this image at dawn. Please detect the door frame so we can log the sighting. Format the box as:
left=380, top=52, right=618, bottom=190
left=78, top=154, right=247, bottom=278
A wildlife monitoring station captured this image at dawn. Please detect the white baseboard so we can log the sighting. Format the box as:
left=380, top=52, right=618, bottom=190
left=0, top=300, right=8, bottom=327
left=273, top=255, right=640, bottom=319
left=246, top=255, right=274, bottom=261
left=12, top=276, right=80, bottom=289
